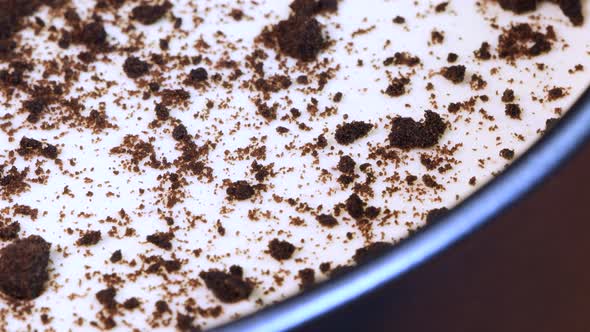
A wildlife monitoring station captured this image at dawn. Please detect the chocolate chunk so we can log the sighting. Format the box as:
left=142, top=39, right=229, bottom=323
left=275, top=15, right=325, bottom=62
left=446, top=52, right=458, bottom=63
left=130, top=2, right=172, bottom=25
left=0, top=222, right=20, bottom=241
left=110, top=250, right=122, bottom=263
left=393, top=16, right=405, bottom=24
left=352, top=242, right=394, bottom=264
left=442, top=65, right=466, bottom=84
left=388, top=111, right=447, bottom=149
left=146, top=232, right=174, bottom=250
left=155, top=300, right=170, bottom=313
left=385, top=77, right=410, bottom=97
left=176, top=313, right=197, bottom=331
left=316, top=214, right=338, bottom=228
left=329, top=264, right=355, bottom=277
left=345, top=193, right=365, bottom=219
left=19, top=137, right=42, bottom=151
left=497, top=0, right=583, bottom=25
left=290, top=0, right=338, bottom=16
left=544, top=117, right=559, bottom=133
left=155, top=103, right=170, bottom=120
left=0, top=235, right=51, bottom=300
left=229, top=265, right=243, bottom=277
left=123, top=297, right=140, bottom=310
left=172, top=124, right=188, bottom=141
left=422, top=174, right=440, bottom=188
left=123, top=56, right=150, bottom=79
left=390, top=52, right=420, bottom=66
left=268, top=238, right=296, bottom=260
left=497, top=0, right=537, bottom=14
left=17, top=137, right=58, bottom=159
left=96, top=287, right=117, bottom=309
left=547, top=87, right=564, bottom=100
left=502, top=89, right=515, bottom=102
left=505, top=103, right=522, bottom=119
left=41, top=144, right=58, bottom=159
left=337, top=155, right=356, bottom=174
left=500, top=148, right=515, bottom=160
left=188, top=67, right=208, bottom=83
left=226, top=181, right=255, bottom=201
left=199, top=268, right=253, bottom=303
left=426, top=207, right=449, bottom=223
left=435, top=2, right=449, bottom=12
left=431, top=30, right=444, bottom=44
left=364, top=206, right=381, bottom=219
left=498, top=23, right=554, bottom=60
left=298, top=268, right=315, bottom=290
left=334, top=121, right=373, bottom=145
left=558, top=0, right=583, bottom=26
left=474, top=42, right=492, bottom=60
left=79, top=21, right=108, bottom=47
left=76, top=230, right=101, bottom=246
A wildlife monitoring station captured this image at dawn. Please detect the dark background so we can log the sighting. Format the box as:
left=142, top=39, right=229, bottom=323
left=299, top=141, right=590, bottom=331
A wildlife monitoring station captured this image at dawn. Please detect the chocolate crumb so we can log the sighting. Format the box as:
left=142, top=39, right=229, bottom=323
left=499, top=148, right=515, bottom=160
left=334, top=121, right=373, bottom=145
left=353, top=242, right=394, bottom=264
left=110, top=250, right=122, bottom=263
left=426, top=207, right=449, bottom=223
left=76, top=230, right=101, bottom=246
left=345, top=193, right=365, bottom=219
left=0, top=222, right=20, bottom=241
left=388, top=111, right=446, bottom=149
left=272, top=14, right=325, bottom=62
left=188, top=67, right=208, bottom=83
left=0, top=235, right=50, bottom=300
left=155, top=300, right=170, bottom=313
left=474, top=42, right=492, bottom=60
left=199, top=268, right=253, bottom=303
left=431, top=30, right=444, bottom=44
left=385, top=77, right=410, bottom=97
left=544, top=117, right=559, bottom=132
left=176, top=313, right=198, bottom=331
left=123, top=56, right=150, bottom=79
left=447, top=52, right=458, bottom=63
left=435, top=2, right=449, bottom=12
left=95, top=287, right=117, bottom=309
left=442, top=65, right=466, bottom=84
left=146, top=232, right=174, bottom=250
left=337, top=155, right=356, bottom=174
left=78, top=21, right=108, bottom=48
left=547, top=87, right=564, bottom=101
left=422, top=174, right=440, bottom=188
left=226, top=181, right=255, bottom=201
left=123, top=297, right=140, bottom=310
left=505, top=103, right=522, bottom=119
left=497, top=0, right=583, bottom=26
left=268, top=238, right=296, bottom=261
left=172, top=124, right=189, bottom=141
left=155, top=103, right=170, bottom=120
left=502, top=89, right=515, bottom=103
left=298, top=268, right=315, bottom=290
left=131, top=2, right=172, bottom=25
left=393, top=16, right=405, bottom=24
left=316, top=214, right=338, bottom=228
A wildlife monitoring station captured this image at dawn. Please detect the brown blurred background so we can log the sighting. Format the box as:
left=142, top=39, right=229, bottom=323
left=299, top=141, right=590, bottom=331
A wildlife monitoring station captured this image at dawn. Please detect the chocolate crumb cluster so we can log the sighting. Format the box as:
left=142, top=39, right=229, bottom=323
left=0, top=0, right=586, bottom=330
